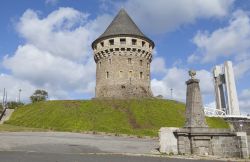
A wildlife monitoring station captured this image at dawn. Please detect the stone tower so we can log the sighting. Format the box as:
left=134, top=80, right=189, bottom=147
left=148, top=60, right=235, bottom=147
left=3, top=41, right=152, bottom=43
left=92, top=9, right=155, bottom=98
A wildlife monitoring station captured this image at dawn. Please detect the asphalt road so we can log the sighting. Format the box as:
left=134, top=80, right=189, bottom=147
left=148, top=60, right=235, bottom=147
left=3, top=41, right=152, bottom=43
left=0, top=132, right=158, bottom=154
left=0, top=132, right=224, bottom=162
left=0, top=151, right=224, bottom=162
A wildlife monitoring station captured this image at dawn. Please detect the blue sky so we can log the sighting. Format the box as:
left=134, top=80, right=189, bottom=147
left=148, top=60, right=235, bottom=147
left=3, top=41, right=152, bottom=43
left=0, top=0, right=250, bottom=114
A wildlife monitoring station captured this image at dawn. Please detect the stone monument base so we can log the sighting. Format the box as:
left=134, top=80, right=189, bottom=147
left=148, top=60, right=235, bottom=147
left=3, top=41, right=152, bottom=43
left=159, top=127, right=249, bottom=158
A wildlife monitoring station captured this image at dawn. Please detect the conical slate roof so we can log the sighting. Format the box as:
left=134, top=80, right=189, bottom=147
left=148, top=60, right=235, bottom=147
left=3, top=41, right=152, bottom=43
left=92, top=9, right=154, bottom=48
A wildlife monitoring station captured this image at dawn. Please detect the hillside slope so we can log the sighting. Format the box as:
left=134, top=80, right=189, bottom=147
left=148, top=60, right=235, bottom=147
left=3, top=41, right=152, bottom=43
left=6, top=99, right=229, bottom=137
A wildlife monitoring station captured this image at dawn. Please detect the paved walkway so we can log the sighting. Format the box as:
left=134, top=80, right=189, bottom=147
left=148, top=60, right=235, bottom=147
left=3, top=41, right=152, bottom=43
left=0, top=109, right=14, bottom=124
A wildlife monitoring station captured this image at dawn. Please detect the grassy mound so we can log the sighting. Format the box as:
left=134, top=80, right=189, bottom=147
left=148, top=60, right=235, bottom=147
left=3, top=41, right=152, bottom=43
left=6, top=99, right=229, bottom=137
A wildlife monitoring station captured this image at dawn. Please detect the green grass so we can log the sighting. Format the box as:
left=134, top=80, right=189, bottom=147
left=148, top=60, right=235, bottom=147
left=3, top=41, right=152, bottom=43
left=206, top=117, right=230, bottom=129
left=0, top=124, right=48, bottom=132
left=5, top=99, right=229, bottom=137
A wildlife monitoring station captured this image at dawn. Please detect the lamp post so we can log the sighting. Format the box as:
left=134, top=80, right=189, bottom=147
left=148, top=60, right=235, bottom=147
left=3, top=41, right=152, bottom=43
left=170, top=88, right=173, bottom=99
left=18, top=89, right=22, bottom=103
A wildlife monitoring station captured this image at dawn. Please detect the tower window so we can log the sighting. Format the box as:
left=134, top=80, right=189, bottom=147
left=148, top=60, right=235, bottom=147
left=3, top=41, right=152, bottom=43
left=140, top=72, right=143, bottom=79
left=109, top=59, right=111, bottom=64
left=99, top=62, right=101, bottom=68
left=119, top=71, right=123, bottom=77
left=142, top=41, right=145, bottom=47
left=120, top=38, right=126, bottom=45
left=147, top=74, right=150, bottom=80
left=128, top=58, right=132, bottom=64
left=129, top=70, right=133, bottom=78
left=132, top=39, right=137, bottom=45
left=106, top=72, right=109, bottom=79
left=109, top=39, right=114, bottom=45
left=149, top=44, right=151, bottom=49
left=147, top=62, right=149, bottom=68
left=140, top=60, right=143, bottom=66
left=100, top=42, right=104, bottom=47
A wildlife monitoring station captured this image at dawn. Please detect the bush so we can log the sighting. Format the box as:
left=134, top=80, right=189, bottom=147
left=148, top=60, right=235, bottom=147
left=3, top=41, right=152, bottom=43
left=7, top=101, right=24, bottom=109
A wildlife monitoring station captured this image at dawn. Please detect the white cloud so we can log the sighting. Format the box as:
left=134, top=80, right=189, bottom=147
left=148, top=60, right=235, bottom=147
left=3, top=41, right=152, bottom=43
left=17, top=8, right=92, bottom=61
left=196, top=70, right=214, bottom=95
left=239, top=100, right=250, bottom=115
left=189, top=10, right=250, bottom=63
left=205, top=101, right=216, bottom=109
left=120, top=0, right=234, bottom=34
left=0, top=74, right=36, bottom=102
left=151, top=66, right=213, bottom=102
left=3, top=44, right=95, bottom=92
left=187, top=54, right=200, bottom=64
left=234, top=59, right=250, bottom=79
left=239, top=90, right=250, bottom=114
left=240, top=89, right=250, bottom=99
left=151, top=67, right=187, bottom=101
left=1, top=7, right=112, bottom=101
left=151, top=57, right=167, bottom=74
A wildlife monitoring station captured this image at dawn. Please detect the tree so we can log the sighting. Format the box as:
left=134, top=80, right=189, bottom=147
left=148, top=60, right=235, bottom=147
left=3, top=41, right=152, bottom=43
left=30, top=89, right=48, bottom=103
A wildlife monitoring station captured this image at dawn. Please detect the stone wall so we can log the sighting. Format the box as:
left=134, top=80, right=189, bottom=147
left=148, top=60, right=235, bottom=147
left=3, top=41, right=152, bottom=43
left=93, top=36, right=153, bottom=98
left=224, top=117, right=250, bottom=154
left=224, top=117, right=250, bottom=134
left=159, top=127, right=249, bottom=158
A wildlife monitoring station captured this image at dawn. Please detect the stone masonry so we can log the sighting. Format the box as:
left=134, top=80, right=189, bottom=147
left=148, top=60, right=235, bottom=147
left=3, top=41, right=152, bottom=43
left=91, top=9, right=154, bottom=98
left=185, top=70, right=207, bottom=128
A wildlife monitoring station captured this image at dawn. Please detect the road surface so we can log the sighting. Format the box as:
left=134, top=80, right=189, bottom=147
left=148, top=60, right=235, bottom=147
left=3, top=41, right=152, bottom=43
left=0, top=132, right=224, bottom=162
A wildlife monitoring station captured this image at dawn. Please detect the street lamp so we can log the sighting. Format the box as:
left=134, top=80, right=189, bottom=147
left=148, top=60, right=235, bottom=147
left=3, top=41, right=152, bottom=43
left=18, top=89, right=22, bottom=103
left=170, top=88, right=173, bottom=99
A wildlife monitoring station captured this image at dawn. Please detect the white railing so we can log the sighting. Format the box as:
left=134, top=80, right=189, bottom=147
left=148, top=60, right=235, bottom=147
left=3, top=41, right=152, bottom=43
left=204, top=107, right=226, bottom=116
left=204, top=107, right=250, bottom=119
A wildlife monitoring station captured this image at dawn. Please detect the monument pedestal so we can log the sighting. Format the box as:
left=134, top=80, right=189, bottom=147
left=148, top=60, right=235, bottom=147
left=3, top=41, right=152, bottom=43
left=184, top=78, right=207, bottom=128
left=159, top=70, right=249, bottom=158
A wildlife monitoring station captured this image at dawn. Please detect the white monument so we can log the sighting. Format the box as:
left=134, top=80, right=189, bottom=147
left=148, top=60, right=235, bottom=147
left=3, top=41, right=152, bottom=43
left=213, top=61, right=240, bottom=115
